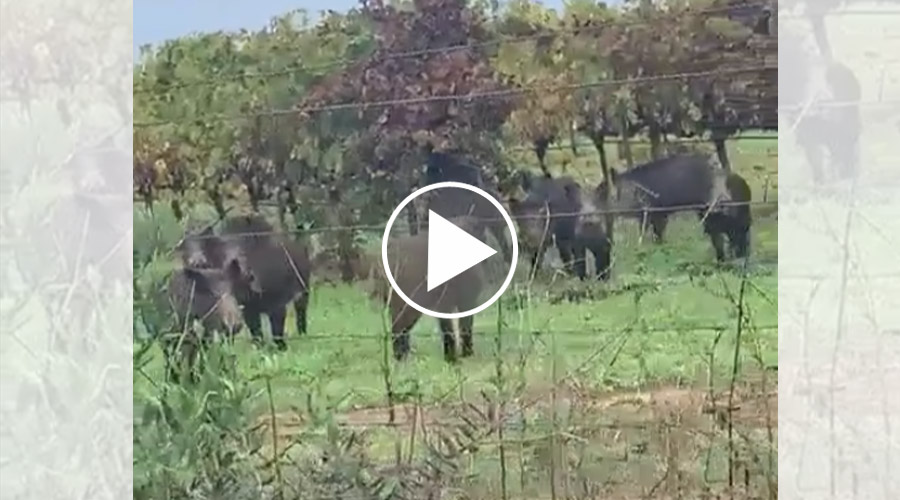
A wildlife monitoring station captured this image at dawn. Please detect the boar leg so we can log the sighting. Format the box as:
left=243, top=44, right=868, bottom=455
left=243, top=306, right=265, bottom=346
left=391, top=301, right=420, bottom=361
left=527, top=240, right=548, bottom=276
left=571, top=239, right=588, bottom=280
left=456, top=290, right=481, bottom=358
left=592, top=239, right=612, bottom=281
left=439, top=318, right=458, bottom=362
left=701, top=213, right=730, bottom=262
left=293, top=293, right=309, bottom=336
left=729, top=226, right=750, bottom=260
left=489, top=223, right=512, bottom=262
left=556, top=238, right=576, bottom=276
left=706, top=228, right=727, bottom=262
left=269, top=306, right=288, bottom=351
left=393, top=329, right=412, bottom=361
left=649, top=213, right=669, bottom=243
left=458, top=315, right=475, bottom=358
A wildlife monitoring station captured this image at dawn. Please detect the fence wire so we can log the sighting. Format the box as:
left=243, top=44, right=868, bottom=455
left=134, top=64, right=777, bottom=128
left=143, top=199, right=779, bottom=240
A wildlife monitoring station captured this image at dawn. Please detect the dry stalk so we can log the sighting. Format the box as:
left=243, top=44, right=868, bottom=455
left=494, top=298, right=509, bottom=500
left=726, top=258, right=751, bottom=499
left=264, top=376, right=284, bottom=499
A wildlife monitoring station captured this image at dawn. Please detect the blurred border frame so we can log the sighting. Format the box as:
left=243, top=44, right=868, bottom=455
left=0, top=0, right=134, bottom=498
left=778, top=2, right=900, bottom=499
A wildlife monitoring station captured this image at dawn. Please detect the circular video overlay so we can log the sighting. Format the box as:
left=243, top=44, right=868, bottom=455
left=381, top=182, right=519, bottom=319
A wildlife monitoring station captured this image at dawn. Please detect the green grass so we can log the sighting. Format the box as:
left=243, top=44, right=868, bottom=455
left=134, top=138, right=778, bottom=499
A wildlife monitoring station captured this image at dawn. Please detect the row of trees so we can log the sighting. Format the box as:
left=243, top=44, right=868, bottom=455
left=133, top=0, right=775, bottom=237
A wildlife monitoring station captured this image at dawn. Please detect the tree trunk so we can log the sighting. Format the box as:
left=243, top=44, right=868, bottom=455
left=206, top=185, right=227, bottom=221
left=713, top=137, right=731, bottom=172
left=326, top=187, right=358, bottom=283
left=619, top=116, right=634, bottom=168
left=276, top=189, right=288, bottom=233
left=589, top=131, right=615, bottom=244
left=569, top=120, right=579, bottom=156
left=406, top=204, right=419, bottom=236
left=248, top=182, right=260, bottom=212
left=534, top=138, right=551, bottom=177
left=337, top=229, right=356, bottom=283
left=283, top=183, right=298, bottom=223
left=648, top=121, right=663, bottom=160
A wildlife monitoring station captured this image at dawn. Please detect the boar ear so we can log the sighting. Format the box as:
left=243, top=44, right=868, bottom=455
left=225, top=257, right=241, bottom=277
left=226, top=257, right=261, bottom=293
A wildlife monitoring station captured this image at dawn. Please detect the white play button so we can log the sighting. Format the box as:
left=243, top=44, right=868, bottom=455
left=382, top=181, right=519, bottom=319
left=426, top=210, right=497, bottom=291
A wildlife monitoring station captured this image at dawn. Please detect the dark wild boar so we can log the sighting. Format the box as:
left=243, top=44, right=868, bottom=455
left=571, top=193, right=613, bottom=281
left=163, top=258, right=252, bottom=383
left=703, top=172, right=752, bottom=260
left=509, top=172, right=611, bottom=280
left=177, top=214, right=312, bottom=350
left=508, top=172, right=578, bottom=273
left=371, top=215, right=488, bottom=362
left=507, top=195, right=552, bottom=276
left=596, top=154, right=752, bottom=262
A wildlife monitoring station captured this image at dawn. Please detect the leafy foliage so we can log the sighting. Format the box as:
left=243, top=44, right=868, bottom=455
left=493, top=0, right=577, bottom=173
left=133, top=0, right=775, bottom=209
left=133, top=343, right=265, bottom=500
left=296, top=0, right=515, bottom=211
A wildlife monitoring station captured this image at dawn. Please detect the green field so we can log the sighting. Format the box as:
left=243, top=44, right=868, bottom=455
left=134, top=138, right=778, bottom=500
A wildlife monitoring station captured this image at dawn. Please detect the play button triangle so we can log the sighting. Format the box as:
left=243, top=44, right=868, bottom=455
left=427, top=210, right=497, bottom=292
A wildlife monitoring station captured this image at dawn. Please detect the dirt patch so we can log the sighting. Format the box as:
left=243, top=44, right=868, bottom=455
left=257, top=380, right=776, bottom=439
left=253, top=402, right=452, bottom=451
left=254, top=380, right=777, bottom=499
left=584, top=383, right=778, bottom=429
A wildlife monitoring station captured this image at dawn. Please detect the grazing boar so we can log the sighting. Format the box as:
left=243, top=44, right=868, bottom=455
left=176, top=214, right=312, bottom=350
left=163, top=258, right=252, bottom=382
left=510, top=172, right=611, bottom=279
left=596, top=154, right=752, bottom=262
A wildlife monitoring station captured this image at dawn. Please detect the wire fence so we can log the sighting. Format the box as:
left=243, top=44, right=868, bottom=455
left=144, top=322, right=779, bottom=343
left=139, top=199, right=779, bottom=240
left=134, top=64, right=777, bottom=128
left=133, top=92, right=899, bottom=130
